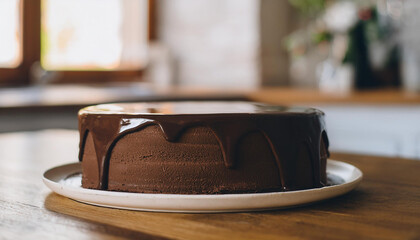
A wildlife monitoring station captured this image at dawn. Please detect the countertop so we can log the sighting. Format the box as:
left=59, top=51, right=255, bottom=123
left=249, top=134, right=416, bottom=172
left=1, top=85, right=420, bottom=110
left=0, top=130, right=419, bottom=239
left=247, top=87, right=420, bottom=105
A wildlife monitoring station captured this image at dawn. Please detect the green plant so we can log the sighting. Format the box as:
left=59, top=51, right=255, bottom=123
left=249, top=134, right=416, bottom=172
left=288, top=0, right=325, bottom=16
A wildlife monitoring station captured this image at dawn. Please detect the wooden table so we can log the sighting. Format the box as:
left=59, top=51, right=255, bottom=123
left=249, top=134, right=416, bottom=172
left=1, top=130, right=419, bottom=240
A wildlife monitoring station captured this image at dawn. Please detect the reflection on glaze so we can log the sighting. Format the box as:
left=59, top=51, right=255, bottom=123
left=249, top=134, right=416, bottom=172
left=80, top=101, right=322, bottom=115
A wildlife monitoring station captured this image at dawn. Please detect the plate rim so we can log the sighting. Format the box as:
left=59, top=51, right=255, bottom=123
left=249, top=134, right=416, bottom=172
left=43, top=159, right=363, bottom=213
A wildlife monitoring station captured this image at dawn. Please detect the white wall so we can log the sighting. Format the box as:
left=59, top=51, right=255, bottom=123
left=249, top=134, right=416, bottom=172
left=317, top=105, right=420, bottom=159
left=157, top=0, right=261, bottom=88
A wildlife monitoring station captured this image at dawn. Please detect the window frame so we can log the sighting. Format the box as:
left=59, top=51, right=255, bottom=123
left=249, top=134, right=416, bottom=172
left=0, top=0, right=155, bottom=86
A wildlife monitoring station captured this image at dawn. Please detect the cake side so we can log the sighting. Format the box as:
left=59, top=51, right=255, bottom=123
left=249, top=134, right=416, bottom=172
left=106, top=126, right=283, bottom=194
left=79, top=102, right=329, bottom=194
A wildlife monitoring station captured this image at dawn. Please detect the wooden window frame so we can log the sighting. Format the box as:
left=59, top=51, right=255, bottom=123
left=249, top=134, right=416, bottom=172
left=0, top=0, right=155, bottom=87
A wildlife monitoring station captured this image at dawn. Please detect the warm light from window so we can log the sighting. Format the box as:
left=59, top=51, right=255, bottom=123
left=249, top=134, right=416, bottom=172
left=41, top=0, right=149, bottom=71
left=0, top=0, right=22, bottom=68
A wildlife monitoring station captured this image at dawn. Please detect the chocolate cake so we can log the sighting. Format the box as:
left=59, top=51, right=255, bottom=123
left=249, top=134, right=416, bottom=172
left=78, top=102, right=330, bottom=194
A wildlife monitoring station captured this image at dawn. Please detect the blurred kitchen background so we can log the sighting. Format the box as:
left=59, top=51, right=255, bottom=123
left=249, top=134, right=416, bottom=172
left=1, top=0, right=420, bottom=159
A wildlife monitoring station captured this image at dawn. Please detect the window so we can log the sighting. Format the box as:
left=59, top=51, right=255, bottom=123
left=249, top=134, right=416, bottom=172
left=0, top=0, right=153, bottom=86
left=0, top=0, right=22, bottom=68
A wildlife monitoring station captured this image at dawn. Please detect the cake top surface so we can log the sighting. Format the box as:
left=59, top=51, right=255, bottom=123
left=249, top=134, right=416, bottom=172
left=79, top=101, right=323, bottom=116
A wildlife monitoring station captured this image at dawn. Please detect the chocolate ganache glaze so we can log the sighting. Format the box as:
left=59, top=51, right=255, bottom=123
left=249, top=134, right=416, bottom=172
left=78, top=101, right=330, bottom=194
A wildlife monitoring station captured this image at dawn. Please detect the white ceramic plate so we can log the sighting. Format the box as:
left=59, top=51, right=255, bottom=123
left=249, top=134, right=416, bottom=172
left=43, top=159, right=362, bottom=213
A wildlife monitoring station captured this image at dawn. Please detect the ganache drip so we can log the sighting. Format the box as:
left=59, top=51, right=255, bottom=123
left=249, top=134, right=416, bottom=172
left=78, top=103, right=329, bottom=191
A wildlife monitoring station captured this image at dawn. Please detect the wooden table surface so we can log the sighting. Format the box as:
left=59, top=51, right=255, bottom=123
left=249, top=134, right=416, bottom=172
left=0, top=130, right=419, bottom=240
